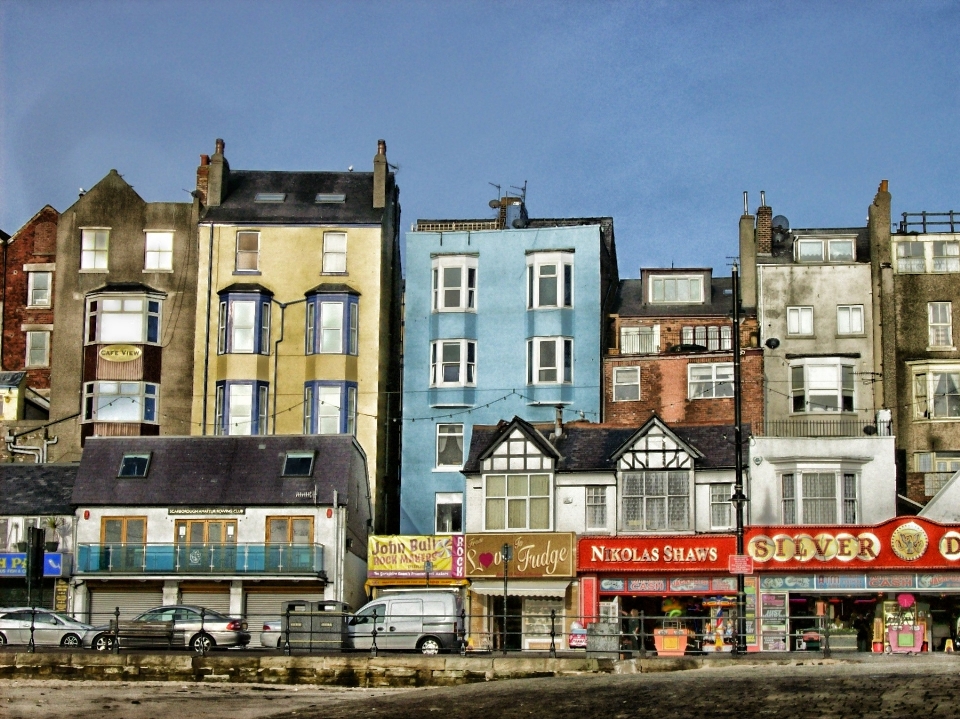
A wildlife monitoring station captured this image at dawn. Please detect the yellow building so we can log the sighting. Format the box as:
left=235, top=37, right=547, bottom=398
left=190, top=139, right=401, bottom=532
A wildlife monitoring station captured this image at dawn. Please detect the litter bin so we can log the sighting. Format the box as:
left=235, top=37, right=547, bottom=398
left=281, top=600, right=351, bottom=651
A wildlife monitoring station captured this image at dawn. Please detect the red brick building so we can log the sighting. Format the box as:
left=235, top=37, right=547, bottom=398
left=2, top=205, right=59, bottom=404
left=603, top=268, right=763, bottom=430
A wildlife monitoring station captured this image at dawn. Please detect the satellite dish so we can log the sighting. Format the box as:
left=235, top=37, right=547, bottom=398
left=772, top=215, right=790, bottom=232
left=488, top=199, right=501, bottom=209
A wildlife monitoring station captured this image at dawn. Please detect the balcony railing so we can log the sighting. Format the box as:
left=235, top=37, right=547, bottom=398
left=620, top=332, right=658, bottom=355
left=76, top=543, right=324, bottom=575
left=763, top=419, right=892, bottom=438
left=899, top=211, right=959, bottom=233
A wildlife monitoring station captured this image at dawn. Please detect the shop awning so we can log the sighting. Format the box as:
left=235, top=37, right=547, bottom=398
left=469, top=580, right=571, bottom=598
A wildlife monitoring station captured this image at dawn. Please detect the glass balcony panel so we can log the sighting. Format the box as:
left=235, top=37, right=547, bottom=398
left=75, top=543, right=323, bottom=575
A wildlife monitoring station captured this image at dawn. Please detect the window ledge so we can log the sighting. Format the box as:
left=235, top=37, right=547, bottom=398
left=321, top=272, right=349, bottom=277
left=926, top=346, right=957, bottom=352
left=25, top=305, right=52, bottom=310
left=143, top=269, right=174, bottom=274
left=433, top=309, right=477, bottom=314
left=78, top=269, right=108, bottom=273
left=837, top=334, right=867, bottom=339
left=233, top=270, right=262, bottom=276
left=786, top=334, right=817, bottom=339
left=913, top=417, right=960, bottom=424
left=432, top=466, right=464, bottom=473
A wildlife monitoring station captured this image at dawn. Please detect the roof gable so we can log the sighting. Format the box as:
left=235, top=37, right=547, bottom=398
left=477, top=417, right=560, bottom=464
left=611, top=415, right=703, bottom=470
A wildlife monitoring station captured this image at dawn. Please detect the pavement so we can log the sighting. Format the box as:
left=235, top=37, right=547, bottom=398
left=3, top=655, right=960, bottom=719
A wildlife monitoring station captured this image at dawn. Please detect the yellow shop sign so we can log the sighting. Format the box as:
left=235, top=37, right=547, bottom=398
left=99, top=345, right=142, bottom=362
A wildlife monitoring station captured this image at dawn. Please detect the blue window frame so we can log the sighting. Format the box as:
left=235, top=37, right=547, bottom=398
left=303, top=381, right=357, bottom=435
left=214, top=380, right=269, bottom=435
left=305, top=293, right=359, bottom=355
left=217, top=288, right=272, bottom=355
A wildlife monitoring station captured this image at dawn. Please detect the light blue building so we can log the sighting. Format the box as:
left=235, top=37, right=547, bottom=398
left=399, top=200, right=618, bottom=534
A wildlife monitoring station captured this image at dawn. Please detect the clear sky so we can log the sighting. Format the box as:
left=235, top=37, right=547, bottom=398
left=1, top=0, right=957, bottom=277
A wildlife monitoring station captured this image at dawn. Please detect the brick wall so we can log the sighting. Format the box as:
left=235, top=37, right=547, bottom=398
left=2, top=206, right=58, bottom=389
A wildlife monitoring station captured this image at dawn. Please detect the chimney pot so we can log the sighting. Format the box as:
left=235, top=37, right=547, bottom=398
left=215, top=138, right=225, bottom=155
left=377, top=139, right=386, bottom=156
left=760, top=190, right=766, bottom=207
left=200, top=154, right=209, bottom=166
left=880, top=179, right=888, bottom=193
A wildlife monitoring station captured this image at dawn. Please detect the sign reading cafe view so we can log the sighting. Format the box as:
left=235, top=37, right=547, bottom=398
left=464, top=533, right=576, bottom=578
left=99, top=344, right=143, bottom=362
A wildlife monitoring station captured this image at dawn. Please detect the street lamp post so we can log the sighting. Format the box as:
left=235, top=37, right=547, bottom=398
left=731, top=264, right=749, bottom=656
left=502, top=543, right=513, bottom=655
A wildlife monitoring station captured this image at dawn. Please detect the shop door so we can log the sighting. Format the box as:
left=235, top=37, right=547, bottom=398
left=101, top=517, right=146, bottom=572
left=491, top=596, right=523, bottom=651
left=179, top=590, right=232, bottom=616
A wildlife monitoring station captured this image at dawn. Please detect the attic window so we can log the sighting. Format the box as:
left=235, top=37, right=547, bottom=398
left=283, top=451, right=315, bottom=476
left=315, top=194, right=346, bottom=204
left=118, top=453, right=151, bottom=478
left=255, top=193, right=286, bottom=203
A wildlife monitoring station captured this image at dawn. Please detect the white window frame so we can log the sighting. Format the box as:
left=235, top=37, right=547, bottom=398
left=688, top=362, right=733, bottom=399
left=620, top=470, right=691, bottom=532
left=83, top=381, right=158, bottom=424
left=913, top=365, right=960, bottom=420
left=482, top=473, right=553, bottom=531
left=144, top=231, right=174, bottom=271
left=317, top=385, right=341, bottom=435
left=430, top=339, right=476, bottom=387
left=780, top=470, right=858, bottom=525
left=235, top=231, right=260, bottom=272
left=527, top=252, right=573, bottom=309
left=787, top=306, right=814, bottom=336
left=612, top=366, right=640, bottom=401
left=836, top=305, right=864, bottom=335
left=585, top=486, right=607, bottom=530
left=435, top=423, right=465, bottom=469
left=527, top=337, right=573, bottom=385
left=435, top=492, right=463, bottom=534
left=322, top=232, right=347, bottom=274
left=709, top=483, right=734, bottom=530
left=27, top=272, right=52, bottom=308
left=230, top=300, right=257, bottom=353
left=80, top=228, right=109, bottom=271
left=620, top=325, right=659, bottom=354
left=432, top=256, right=477, bottom=312
left=649, top=275, right=703, bottom=303
left=790, top=359, right=855, bottom=413
left=319, top=301, right=344, bottom=353
left=85, top=295, right=162, bottom=345
left=928, top=302, right=954, bottom=348
left=896, top=238, right=960, bottom=274
left=25, top=331, right=50, bottom=368
left=795, top=237, right=855, bottom=263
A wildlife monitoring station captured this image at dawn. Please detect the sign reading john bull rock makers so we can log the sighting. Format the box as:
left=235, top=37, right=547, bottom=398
left=465, top=533, right=575, bottom=578
left=99, top=344, right=142, bottom=362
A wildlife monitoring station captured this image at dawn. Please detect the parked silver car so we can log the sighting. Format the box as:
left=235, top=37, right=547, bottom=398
left=0, top=608, right=93, bottom=648
left=259, top=619, right=282, bottom=649
left=83, top=605, right=250, bottom=652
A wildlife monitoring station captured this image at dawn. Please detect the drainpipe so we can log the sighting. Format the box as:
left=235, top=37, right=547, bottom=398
left=271, top=297, right=306, bottom=433
left=201, top=223, right=214, bottom=434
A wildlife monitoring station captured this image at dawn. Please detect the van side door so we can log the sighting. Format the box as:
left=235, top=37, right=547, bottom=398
left=383, top=599, right=423, bottom=650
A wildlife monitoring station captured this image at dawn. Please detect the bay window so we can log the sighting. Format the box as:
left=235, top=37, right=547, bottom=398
left=217, top=289, right=272, bottom=354
left=85, top=294, right=162, bottom=344
left=527, top=252, right=573, bottom=309
left=914, top=367, right=960, bottom=419
left=430, top=339, right=476, bottom=387
left=305, top=292, right=359, bottom=355
left=432, top=256, right=477, bottom=311
left=214, top=381, right=269, bottom=435
left=303, top=381, right=357, bottom=435
left=83, top=382, right=158, bottom=423
left=790, top=360, right=855, bottom=412
left=527, top=337, right=572, bottom=385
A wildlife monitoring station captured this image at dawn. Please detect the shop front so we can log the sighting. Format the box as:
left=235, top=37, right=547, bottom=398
left=0, top=551, right=71, bottom=611
left=464, top=533, right=577, bottom=651
left=365, top=534, right=469, bottom=598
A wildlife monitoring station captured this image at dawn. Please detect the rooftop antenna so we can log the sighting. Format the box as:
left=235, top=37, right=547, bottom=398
left=488, top=182, right=501, bottom=198
left=510, top=181, right=527, bottom=202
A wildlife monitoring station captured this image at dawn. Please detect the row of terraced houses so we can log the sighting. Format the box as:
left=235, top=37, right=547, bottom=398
left=1, top=141, right=959, bottom=652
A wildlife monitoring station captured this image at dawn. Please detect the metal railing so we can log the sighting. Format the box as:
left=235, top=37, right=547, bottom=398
left=899, top=211, right=959, bottom=233
left=619, top=332, right=658, bottom=355
left=75, top=542, right=324, bottom=575
left=764, top=418, right=892, bottom=438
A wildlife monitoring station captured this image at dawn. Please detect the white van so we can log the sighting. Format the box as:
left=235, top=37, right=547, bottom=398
left=346, top=591, right=462, bottom=654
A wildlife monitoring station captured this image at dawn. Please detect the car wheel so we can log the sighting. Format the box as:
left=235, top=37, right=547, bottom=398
left=0, top=633, right=6, bottom=646
left=191, top=633, right=214, bottom=653
left=61, top=633, right=81, bottom=648
left=92, top=633, right=115, bottom=652
left=418, top=636, right=442, bottom=655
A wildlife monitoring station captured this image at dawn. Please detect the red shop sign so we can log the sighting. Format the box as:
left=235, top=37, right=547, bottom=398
left=578, top=535, right=737, bottom=573
left=746, top=517, right=960, bottom=571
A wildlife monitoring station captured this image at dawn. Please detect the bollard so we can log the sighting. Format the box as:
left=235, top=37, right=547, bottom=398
left=283, top=605, right=291, bottom=656
left=549, top=609, right=557, bottom=658
left=113, top=606, right=121, bottom=654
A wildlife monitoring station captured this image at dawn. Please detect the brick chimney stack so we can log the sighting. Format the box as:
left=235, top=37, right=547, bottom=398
left=205, top=138, right=229, bottom=208
left=373, top=139, right=387, bottom=209
left=195, top=154, right=210, bottom=205
left=739, top=191, right=757, bottom=311
left=756, top=192, right=772, bottom=255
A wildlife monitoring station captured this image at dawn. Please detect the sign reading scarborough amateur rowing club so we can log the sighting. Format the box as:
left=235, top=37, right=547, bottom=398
left=367, top=535, right=465, bottom=579
left=99, top=344, right=142, bottom=362
left=464, top=533, right=576, bottom=578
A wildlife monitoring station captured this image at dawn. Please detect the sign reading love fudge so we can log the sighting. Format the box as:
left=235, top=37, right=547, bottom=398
left=464, top=533, right=576, bottom=578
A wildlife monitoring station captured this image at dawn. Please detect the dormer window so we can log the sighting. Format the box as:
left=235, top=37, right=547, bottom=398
left=796, top=237, right=856, bottom=263
left=650, top=275, right=702, bottom=303
left=254, top=193, right=286, bottom=203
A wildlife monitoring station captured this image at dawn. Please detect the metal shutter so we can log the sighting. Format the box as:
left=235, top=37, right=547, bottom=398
left=180, top=591, right=232, bottom=615
left=89, top=589, right=164, bottom=624
left=244, top=591, right=323, bottom=648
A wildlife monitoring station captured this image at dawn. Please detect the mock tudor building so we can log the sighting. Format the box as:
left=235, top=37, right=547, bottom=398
left=190, top=139, right=401, bottom=533
left=46, top=170, right=199, bottom=461
left=71, top=435, right=370, bottom=631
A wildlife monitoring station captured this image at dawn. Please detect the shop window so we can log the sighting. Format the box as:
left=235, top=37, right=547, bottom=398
left=790, top=360, right=855, bottom=413
left=613, top=367, right=640, bottom=401
left=83, top=382, right=158, bottom=423
left=710, top=484, right=733, bottom=530
left=214, top=381, right=269, bottom=435
left=303, top=381, right=357, bottom=435
left=688, top=363, right=733, bottom=399
left=781, top=472, right=858, bottom=525
left=85, top=295, right=162, bottom=344
left=527, top=252, right=573, bottom=309
left=435, top=492, right=463, bottom=534
left=621, top=471, right=689, bottom=532
left=305, top=294, right=359, bottom=355
left=436, top=423, right=464, bottom=468
left=483, top=474, right=551, bottom=531
left=586, top=486, right=607, bottom=530
left=432, top=256, right=477, bottom=311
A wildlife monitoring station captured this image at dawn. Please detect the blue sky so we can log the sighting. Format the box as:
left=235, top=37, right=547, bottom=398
left=1, top=0, right=957, bottom=277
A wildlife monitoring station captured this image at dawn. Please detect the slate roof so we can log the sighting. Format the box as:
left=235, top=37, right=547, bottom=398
left=201, top=170, right=394, bottom=225
left=90, top=282, right=166, bottom=295
left=73, top=435, right=367, bottom=507
left=615, top=274, right=735, bottom=317
left=759, top=226, right=871, bottom=266
left=218, top=282, right=274, bottom=296
left=464, top=421, right=751, bottom=473
left=0, top=372, right=26, bottom=388
left=305, top=283, right=361, bottom=296
left=0, top=463, right=79, bottom=516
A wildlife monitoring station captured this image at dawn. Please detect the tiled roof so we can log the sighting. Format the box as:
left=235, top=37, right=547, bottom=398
left=72, top=435, right=367, bottom=507
left=464, top=421, right=751, bottom=473
left=201, top=171, right=394, bottom=225
left=0, top=371, right=26, bottom=388
left=0, top=463, right=79, bottom=516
